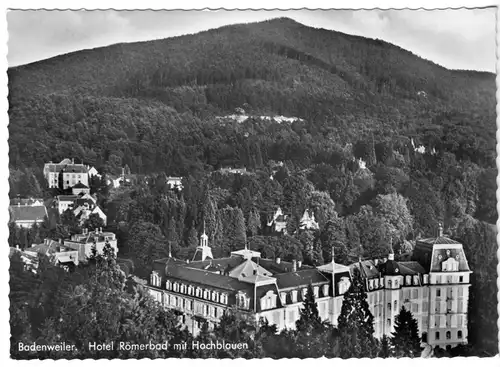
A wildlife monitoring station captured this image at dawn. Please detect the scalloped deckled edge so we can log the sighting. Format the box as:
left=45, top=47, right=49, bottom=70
left=3, top=4, right=500, bottom=364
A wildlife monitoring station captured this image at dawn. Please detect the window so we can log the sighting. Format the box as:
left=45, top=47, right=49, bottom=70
left=301, top=288, right=307, bottom=300
left=387, top=302, right=391, bottom=311
left=291, top=291, right=298, bottom=303
left=322, top=285, right=329, bottom=297
left=388, top=280, right=392, bottom=288
left=173, top=283, right=179, bottom=292
left=435, top=332, right=440, bottom=340
left=406, top=276, right=411, bottom=285
left=212, top=291, right=218, bottom=302
left=196, top=288, right=201, bottom=297
left=280, top=292, right=287, bottom=304
left=387, top=318, right=391, bottom=328
left=459, top=276, right=463, bottom=283
left=180, top=284, right=186, bottom=293
left=394, top=300, right=397, bottom=311
left=188, top=285, right=193, bottom=295
left=446, top=331, right=451, bottom=340
left=458, top=330, right=463, bottom=339
left=313, top=286, right=319, bottom=298
left=436, top=288, right=441, bottom=297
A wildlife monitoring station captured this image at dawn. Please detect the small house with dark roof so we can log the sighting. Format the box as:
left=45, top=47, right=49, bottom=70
left=267, top=207, right=288, bottom=233
left=9, top=204, right=47, bottom=228
left=44, top=158, right=89, bottom=190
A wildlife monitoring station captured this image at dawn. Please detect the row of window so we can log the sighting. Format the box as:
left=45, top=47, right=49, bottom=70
left=163, top=292, right=223, bottom=319
left=149, top=273, right=230, bottom=305
left=433, top=275, right=465, bottom=284
left=279, top=285, right=328, bottom=305
left=431, top=314, right=467, bottom=329
left=435, top=330, right=463, bottom=340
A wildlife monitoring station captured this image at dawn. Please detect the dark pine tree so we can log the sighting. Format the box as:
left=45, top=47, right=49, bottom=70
left=390, top=306, right=421, bottom=357
left=296, top=283, right=323, bottom=332
left=337, top=268, right=377, bottom=358
left=378, top=334, right=391, bottom=358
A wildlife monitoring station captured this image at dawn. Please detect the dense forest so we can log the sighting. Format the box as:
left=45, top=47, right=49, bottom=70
left=8, top=17, right=497, bottom=357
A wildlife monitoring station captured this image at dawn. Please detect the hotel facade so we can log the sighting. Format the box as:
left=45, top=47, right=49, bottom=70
left=146, top=227, right=471, bottom=349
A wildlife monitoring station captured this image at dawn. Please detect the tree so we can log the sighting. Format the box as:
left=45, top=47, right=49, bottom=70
left=127, top=221, right=167, bottom=277
left=378, top=334, right=391, bottom=358
left=390, top=306, right=421, bottom=357
left=337, top=268, right=377, bottom=358
left=60, top=209, right=80, bottom=234
left=296, top=283, right=323, bottom=332
left=84, top=213, right=105, bottom=232
left=246, top=207, right=261, bottom=237
left=373, top=192, right=413, bottom=245
left=10, top=245, right=184, bottom=359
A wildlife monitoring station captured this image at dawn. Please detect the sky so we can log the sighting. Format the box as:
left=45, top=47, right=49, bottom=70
left=7, top=8, right=497, bottom=72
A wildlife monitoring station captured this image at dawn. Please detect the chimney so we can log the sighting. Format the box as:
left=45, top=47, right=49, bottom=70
left=292, top=260, right=297, bottom=272
left=297, top=260, right=302, bottom=268
left=438, top=223, right=443, bottom=237
left=276, top=257, right=281, bottom=264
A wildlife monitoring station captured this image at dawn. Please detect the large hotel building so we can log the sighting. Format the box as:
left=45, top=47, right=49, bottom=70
left=146, top=226, right=471, bottom=349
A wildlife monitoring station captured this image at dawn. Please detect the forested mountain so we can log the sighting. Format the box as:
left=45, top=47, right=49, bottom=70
left=8, top=17, right=496, bottom=173
left=7, top=17, right=498, bottom=356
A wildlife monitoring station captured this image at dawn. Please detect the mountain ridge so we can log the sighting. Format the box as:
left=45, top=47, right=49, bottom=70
left=8, top=16, right=497, bottom=172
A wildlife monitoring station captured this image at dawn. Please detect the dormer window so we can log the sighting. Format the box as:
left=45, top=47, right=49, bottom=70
left=203, top=289, right=209, bottom=299
left=369, top=279, right=374, bottom=290
left=237, top=292, right=250, bottom=309
left=173, top=283, right=179, bottom=292
left=180, top=284, right=186, bottom=293
left=313, top=286, right=319, bottom=298
left=212, top=291, right=219, bottom=302
left=150, top=271, right=161, bottom=287
left=405, top=276, right=411, bottom=285
left=195, top=287, right=201, bottom=297
left=188, top=285, right=193, bottom=295
left=388, top=280, right=392, bottom=288
left=291, top=290, right=298, bottom=303
left=322, top=285, right=329, bottom=297
left=442, top=257, right=459, bottom=272
left=165, top=280, right=172, bottom=290
left=413, top=275, right=419, bottom=285
left=260, top=291, right=277, bottom=311
left=220, top=293, right=228, bottom=304
left=374, top=278, right=379, bottom=288
left=301, top=288, right=307, bottom=300
left=280, top=292, right=286, bottom=304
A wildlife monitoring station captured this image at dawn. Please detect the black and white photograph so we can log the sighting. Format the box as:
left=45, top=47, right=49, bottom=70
left=5, top=5, right=499, bottom=360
